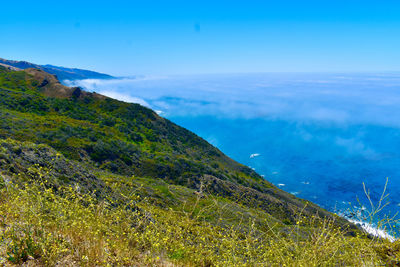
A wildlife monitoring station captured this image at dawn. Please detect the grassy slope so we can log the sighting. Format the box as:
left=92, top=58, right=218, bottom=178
left=1, top=65, right=398, bottom=265
left=1, top=138, right=398, bottom=266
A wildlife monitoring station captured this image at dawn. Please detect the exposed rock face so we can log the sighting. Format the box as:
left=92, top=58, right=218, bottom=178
left=0, top=139, right=107, bottom=197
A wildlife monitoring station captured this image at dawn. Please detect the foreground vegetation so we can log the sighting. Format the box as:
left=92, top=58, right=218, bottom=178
left=1, top=177, right=399, bottom=266
left=0, top=138, right=398, bottom=266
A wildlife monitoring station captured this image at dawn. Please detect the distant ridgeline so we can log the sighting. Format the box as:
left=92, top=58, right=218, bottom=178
left=0, top=64, right=355, bottom=231
left=0, top=58, right=113, bottom=81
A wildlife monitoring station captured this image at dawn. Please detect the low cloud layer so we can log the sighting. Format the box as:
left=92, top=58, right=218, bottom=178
left=64, top=77, right=162, bottom=107
left=67, top=73, right=400, bottom=128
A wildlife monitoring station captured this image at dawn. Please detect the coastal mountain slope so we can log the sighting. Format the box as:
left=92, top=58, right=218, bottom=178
left=0, top=65, right=398, bottom=265
left=0, top=65, right=348, bottom=226
left=0, top=57, right=113, bottom=80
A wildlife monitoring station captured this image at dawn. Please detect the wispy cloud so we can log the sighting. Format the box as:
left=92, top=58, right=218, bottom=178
left=335, top=137, right=378, bottom=159
left=97, top=91, right=150, bottom=107
left=64, top=78, right=153, bottom=107
left=67, top=73, right=400, bottom=128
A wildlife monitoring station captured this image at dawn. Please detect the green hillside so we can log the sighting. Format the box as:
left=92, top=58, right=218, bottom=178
left=0, top=65, right=398, bottom=266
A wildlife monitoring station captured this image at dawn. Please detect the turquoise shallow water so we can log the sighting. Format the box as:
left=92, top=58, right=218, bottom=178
left=67, top=73, right=400, bottom=226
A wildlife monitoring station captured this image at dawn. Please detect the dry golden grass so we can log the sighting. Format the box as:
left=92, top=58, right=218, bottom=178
left=0, top=176, right=398, bottom=266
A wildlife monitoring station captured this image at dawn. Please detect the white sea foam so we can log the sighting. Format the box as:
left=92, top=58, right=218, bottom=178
left=347, top=219, right=396, bottom=242
left=277, top=183, right=285, bottom=187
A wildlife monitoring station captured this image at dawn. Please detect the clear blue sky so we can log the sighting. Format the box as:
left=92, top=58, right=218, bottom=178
left=2, top=0, right=400, bottom=75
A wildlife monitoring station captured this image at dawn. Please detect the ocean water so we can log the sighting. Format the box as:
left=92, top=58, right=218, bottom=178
left=66, top=73, right=400, bottom=229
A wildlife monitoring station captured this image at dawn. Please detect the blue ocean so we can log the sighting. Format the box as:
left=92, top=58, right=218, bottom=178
left=67, top=73, right=400, bottom=229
